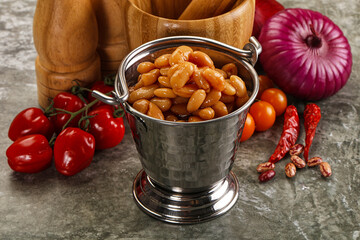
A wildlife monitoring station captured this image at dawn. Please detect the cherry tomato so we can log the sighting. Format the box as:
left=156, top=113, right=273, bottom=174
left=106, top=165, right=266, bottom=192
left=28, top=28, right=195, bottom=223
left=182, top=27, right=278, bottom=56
left=240, top=113, right=256, bottom=142
left=249, top=101, right=276, bottom=132
left=6, top=134, right=53, bottom=173
left=87, top=81, right=114, bottom=109
left=260, top=88, right=287, bottom=116
left=54, top=127, right=95, bottom=176
left=50, top=92, right=85, bottom=133
left=256, top=75, right=274, bottom=99
left=8, top=107, right=54, bottom=141
left=87, top=105, right=125, bottom=150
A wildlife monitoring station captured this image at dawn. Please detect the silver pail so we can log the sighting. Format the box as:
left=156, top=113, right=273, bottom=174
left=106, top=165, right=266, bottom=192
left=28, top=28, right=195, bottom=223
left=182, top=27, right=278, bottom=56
left=93, top=36, right=261, bottom=224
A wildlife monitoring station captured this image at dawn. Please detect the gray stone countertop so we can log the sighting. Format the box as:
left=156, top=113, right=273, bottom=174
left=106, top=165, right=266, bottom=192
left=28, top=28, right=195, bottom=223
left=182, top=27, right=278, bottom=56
left=0, top=0, right=359, bottom=239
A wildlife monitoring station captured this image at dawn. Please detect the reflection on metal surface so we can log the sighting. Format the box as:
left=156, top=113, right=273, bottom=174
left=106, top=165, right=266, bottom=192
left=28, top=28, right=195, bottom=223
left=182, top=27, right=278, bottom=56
left=133, top=170, right=239, bottom=224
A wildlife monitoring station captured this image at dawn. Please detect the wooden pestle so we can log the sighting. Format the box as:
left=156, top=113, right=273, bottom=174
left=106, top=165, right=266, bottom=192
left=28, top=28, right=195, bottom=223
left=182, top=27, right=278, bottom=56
left=213, top=0, right=237, bottom=16
left=178, top=0, right=225, bottom=20
left=151, top=0, right=192, bottom=19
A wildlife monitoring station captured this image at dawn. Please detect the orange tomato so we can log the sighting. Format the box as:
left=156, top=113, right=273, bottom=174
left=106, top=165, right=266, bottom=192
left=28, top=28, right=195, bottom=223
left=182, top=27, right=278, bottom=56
left=249, top=101, right=276, bottom=132
left=256, top=75, right=274, bottom=99
left=240, top=113, right=255, bottom=142
left=260, top=88, right=287, bottom=116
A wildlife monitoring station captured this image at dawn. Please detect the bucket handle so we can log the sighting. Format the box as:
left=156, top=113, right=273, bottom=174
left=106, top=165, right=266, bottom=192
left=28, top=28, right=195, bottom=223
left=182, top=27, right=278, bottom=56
left=91, top=71, right=129, bottom=106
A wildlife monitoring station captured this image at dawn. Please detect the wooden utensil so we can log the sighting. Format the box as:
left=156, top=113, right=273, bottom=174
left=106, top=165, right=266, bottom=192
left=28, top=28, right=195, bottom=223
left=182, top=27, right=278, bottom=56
left=213, top=0, right=237, bottom=16
left=151, top=0, right=192, bottom=19
left=126, top=0, right=255, bottom=50
left=33, top=0, right=101, bottom=108
left=178, top=0, right=224, bottom=20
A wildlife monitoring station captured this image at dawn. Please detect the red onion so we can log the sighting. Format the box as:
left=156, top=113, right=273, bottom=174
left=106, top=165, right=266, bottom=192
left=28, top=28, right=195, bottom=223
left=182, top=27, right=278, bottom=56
left=259, top=8, right=352, bottom=101
left=252, top=0, right=285, bottom=39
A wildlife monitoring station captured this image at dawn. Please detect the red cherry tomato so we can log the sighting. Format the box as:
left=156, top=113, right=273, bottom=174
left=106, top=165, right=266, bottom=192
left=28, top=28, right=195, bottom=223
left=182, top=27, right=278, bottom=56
left=8, top=107, right=54, bottom=141
left=87, top=81, right=114, bottom=109
left=256, top=75, right=274, bottom=99
left=249, top=101, right=276, bottom=132
left=54, top=127, right=95, bottom=176
left=6, top=134, right=53, bottom=173
left=50, top=92, right=85, bottom=133
left=260, top=88, right=287, bottom=116
left=240, top=113, right=256, bottom=142
left=87, top=105, right=125, bottom=150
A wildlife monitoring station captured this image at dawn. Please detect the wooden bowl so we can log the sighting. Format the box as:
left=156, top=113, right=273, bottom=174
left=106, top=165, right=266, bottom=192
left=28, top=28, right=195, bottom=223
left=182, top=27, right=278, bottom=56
left=125, top=0, right=255, bottom=51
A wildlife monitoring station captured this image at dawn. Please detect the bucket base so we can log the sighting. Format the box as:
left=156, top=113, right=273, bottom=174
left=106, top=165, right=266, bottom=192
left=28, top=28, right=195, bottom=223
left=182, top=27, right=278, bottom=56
left=132, top=169, right=239, bottom=224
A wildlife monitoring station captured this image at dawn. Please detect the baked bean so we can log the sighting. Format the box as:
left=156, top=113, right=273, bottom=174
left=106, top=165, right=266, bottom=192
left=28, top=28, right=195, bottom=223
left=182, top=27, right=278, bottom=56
left=192, top=69, right=210, bottom=90
left=154, top=54, right=171, bottom=68
left=133, top=99, right=150, bottom=114
left=147, top=102, right=164, bottom=120
left=158, top=76, right=171, bottom=88
left=150, top=97, right=172, bottom=112
left=187, top=89, right=206, bottom=113
left=131, top=46, right=253, bottom=121
left=212, top=101, right=228, bottom=117
left=160, top=67, right=170, bottom=76
left=236, top=95, right=249, bottom=107
left=220, top=94, right=235, bottom=103
left=133, top=78, right=144, bottom=90
left=202, top=68, right=226, bottom=91
left=137, top=61, right=156, bottom=74
left=188, top=116, right=203, bottom=122
left=172, top=84, right=198, bottom=98
left=170, top=62, right=194, bottom=89
left=229, top=75, right=247, bottom=97
left=167, top=64, right=179, bottom=79
left=194, top=107, right=215, bottom=120
left=226, top=102, right=235, bottom=113
left=189, top=51, right=214, bottom=69
left=170, top=103, right=190, bottom=116
left=172, top=96, right=189, bottom=105
left=141, top=68, right=160, bottom=86
left=129, top=86, right=135, bottom=94
left=222, top=63, right=238, bottom=78
left=201, top=89, right=222, bottom=107
left=215, top=68, right=228, bottom=79
left=222, top=81, right=237, bottom=96
left=128, top=84, right=158, bottom=103
left=165, top=114, right=178, bottom=122
left=169, top=46, right=193, bottom=66
left=154, top=88, right=177, bottom=98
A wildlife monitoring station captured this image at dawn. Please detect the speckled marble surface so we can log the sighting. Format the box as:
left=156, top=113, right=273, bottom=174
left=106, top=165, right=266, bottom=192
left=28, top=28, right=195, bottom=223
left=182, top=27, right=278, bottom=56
left=0, top=0, right=359, bottom=239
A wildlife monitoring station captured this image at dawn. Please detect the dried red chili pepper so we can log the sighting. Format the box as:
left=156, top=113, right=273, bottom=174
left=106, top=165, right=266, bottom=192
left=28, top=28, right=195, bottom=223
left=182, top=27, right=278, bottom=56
left=303, top=103, right=321, bottom=162
left=269, top=105, right=300, bottom=163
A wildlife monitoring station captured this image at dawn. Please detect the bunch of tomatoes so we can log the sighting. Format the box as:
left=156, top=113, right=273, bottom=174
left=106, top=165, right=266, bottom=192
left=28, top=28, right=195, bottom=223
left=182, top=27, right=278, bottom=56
left=240, top=75, right=287, bottom=142
left=6, top=79, right=125, bottom=176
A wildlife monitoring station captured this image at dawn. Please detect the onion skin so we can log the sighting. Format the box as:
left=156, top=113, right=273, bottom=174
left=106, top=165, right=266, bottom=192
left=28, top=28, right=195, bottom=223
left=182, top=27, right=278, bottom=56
left=259, top=8, right=352, bottom=101
left=252, top=0, right=285, bottom=39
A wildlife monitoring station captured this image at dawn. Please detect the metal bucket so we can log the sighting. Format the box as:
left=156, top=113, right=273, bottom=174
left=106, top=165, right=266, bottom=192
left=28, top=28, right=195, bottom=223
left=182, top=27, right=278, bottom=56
left=93, top=36, right=261, bottom=224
